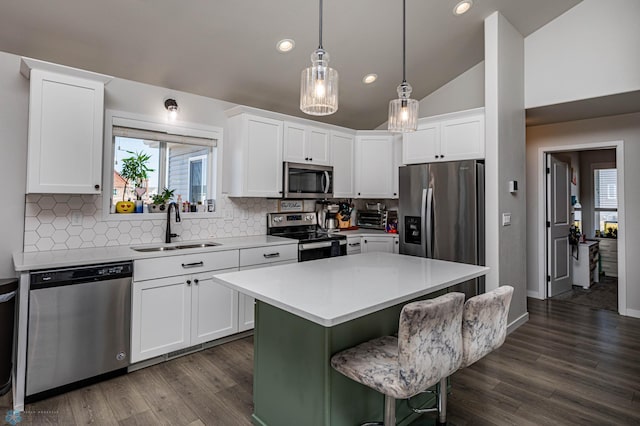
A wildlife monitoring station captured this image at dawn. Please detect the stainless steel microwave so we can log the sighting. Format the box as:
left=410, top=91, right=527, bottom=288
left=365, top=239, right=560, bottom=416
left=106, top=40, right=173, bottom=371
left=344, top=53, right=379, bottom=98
left=283, top=162, right=333, bottom=199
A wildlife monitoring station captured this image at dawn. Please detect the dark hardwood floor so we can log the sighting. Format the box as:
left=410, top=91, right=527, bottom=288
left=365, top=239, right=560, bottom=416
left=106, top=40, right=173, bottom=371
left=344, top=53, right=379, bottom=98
left=2, top=298, right=639, bottom=425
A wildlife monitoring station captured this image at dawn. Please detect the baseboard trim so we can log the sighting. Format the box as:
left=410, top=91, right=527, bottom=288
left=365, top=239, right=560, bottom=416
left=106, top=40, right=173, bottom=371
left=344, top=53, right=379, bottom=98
left=507, top=312, right=529, bottom=335
left=625, top=308, right=640, bottom=319
left=527, top=290, right=543, bottom=300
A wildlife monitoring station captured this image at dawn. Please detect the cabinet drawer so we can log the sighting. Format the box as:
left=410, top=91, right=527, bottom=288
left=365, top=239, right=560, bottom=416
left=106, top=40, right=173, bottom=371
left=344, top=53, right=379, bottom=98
left=135, top=250, right=239, bottom=281
left=240, top=244, right=298, bottom=267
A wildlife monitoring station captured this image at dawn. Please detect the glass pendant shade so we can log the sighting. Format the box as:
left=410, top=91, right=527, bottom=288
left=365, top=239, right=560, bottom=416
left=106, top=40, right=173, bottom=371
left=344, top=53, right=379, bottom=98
left=300, top=48, right=339, bottom=116
left=388, top=0, right=418, bottom=132
left=388, top=82, right=418, bottom=132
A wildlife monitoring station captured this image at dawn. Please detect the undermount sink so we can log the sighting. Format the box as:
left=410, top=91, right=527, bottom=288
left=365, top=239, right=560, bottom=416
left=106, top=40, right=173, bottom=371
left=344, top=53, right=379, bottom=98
left=131, top=242, right=220, bottom=252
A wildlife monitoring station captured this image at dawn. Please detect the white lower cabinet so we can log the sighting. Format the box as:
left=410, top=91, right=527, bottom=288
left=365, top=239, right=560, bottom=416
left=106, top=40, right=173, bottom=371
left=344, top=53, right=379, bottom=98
left=191, top=269, right=239, bottom=345
left=346, top=236, right=362, bottom=254
left=131, top=250, right=240, bottom=363
left=237, top=244, right=298, bottom=332
left=361, top=235, right=399, bottom=254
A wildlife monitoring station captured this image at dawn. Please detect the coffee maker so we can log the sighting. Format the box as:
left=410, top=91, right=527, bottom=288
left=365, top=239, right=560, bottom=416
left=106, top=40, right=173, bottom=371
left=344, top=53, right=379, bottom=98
left=316, top=202, right=339, bottom=231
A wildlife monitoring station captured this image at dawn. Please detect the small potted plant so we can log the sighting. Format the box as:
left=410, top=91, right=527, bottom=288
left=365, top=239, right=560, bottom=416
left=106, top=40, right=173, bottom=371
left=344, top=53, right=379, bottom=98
left=149, top=187, right=175, bottom=213
left=117, top=150, right=154, bottom=213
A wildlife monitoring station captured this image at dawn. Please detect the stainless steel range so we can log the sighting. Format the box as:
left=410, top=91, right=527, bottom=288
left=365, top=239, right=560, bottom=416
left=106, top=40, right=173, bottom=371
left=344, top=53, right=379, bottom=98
left=267, top=212, right=346, bottom=262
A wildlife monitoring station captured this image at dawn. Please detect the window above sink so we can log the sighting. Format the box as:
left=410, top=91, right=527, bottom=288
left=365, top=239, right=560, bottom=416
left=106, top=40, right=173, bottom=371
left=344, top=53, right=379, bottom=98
left=103, top=110, right=224, bottom=221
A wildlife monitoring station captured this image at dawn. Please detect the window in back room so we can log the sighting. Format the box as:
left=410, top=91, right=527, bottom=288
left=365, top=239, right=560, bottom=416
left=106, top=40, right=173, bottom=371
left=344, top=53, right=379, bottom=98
left=594, top=167, right=617, bottom=237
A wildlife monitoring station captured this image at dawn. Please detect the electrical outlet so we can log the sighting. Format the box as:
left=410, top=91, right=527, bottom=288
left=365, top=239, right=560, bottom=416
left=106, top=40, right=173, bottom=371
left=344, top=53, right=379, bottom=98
left=242, top=210, right=249, bottom=219
left=225, top=209, right=234, bottom=220
left=502, top=213, right=511, bottom=226
left=71, top=211, right=82, bottom=226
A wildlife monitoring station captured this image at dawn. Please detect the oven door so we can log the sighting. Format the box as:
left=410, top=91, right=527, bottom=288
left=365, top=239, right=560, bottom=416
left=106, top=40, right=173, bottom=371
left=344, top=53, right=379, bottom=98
left=298, top=240, right=346, bottom=262
left=284, top=162, right=333, bottom=199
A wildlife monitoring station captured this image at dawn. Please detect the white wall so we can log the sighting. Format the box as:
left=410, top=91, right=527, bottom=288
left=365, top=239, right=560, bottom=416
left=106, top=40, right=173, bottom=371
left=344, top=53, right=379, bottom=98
left=526, top=112, right=640, bottom=315
left=375, top=62, right=485, bottom=130
left=0, top=52, right=29, bottom=277
left=525, top=0, right=640, bottom=109
left=485, top=12, right=528, bottom=325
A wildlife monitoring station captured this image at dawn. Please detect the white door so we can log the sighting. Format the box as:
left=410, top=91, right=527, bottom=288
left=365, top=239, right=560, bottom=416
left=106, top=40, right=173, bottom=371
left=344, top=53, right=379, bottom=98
left=307, top=127, right=331, bottom=165
left=547, top=154, right=572, bottom=297
left=331, top=131, right=355, bottom=197
left=191, top=268, right=239, bottom=345
left=131, top=276, right=191, bottom=363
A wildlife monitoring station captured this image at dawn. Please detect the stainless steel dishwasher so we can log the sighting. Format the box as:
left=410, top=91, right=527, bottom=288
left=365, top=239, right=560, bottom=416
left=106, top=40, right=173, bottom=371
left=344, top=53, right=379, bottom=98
left=26, top=262, right=132, bottom=398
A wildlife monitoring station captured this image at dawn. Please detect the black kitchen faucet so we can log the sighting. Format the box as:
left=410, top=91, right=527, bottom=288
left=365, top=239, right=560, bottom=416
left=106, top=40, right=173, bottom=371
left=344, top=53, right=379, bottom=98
left=165, top=202, right=181, bottom=243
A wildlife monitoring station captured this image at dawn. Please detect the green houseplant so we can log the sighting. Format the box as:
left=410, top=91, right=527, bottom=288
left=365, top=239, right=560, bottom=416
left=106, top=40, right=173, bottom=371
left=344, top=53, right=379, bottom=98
left=116, top=150, right=154, bottom=213
left=149, top=187, right=175, bottom=213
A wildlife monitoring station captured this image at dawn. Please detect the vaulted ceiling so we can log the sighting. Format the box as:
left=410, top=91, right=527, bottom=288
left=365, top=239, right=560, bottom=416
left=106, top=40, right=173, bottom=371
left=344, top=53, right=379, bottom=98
left=0, top=0, right=581, bottom=129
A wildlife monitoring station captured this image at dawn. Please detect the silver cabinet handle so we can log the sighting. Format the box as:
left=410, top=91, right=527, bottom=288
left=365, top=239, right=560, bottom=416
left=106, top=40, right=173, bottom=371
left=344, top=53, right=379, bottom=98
left=182, top=261, right=204, bottom=268
left=263, top=252, right=280, bottom=259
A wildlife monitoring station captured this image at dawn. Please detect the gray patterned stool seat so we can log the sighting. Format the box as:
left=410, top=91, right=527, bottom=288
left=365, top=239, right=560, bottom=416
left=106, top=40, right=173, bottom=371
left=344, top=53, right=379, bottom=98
left=460, top=286, right=514, bottom=368
left=331, top=292, right=465, bottom=425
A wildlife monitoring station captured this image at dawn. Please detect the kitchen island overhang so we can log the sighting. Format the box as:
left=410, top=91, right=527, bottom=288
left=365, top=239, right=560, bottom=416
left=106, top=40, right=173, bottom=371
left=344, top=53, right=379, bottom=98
left=213, top=252, right=489, bottom=426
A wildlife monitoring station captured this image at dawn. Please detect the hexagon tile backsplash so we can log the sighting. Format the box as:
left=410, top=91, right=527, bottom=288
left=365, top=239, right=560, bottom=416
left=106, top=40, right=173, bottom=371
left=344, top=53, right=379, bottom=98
left=24, top=194, right=278, bottom=252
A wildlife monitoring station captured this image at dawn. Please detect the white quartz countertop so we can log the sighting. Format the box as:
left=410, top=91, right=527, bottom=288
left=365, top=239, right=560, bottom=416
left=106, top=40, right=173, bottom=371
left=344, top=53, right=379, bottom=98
left=213, top=252, right=489, bottom=327
left=13, top=235, right=296, bottom=271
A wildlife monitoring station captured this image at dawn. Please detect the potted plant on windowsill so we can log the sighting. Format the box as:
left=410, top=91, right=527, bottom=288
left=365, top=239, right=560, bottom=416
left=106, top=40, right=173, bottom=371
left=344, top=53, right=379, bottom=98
left=117, top=150, right=154, bottom=213
left=149, top=188, right=175, bottom=213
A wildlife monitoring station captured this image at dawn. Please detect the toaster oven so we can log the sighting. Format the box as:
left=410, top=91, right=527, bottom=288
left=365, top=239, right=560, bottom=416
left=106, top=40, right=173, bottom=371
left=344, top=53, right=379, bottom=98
left=357, top=210, right=398, bottom=230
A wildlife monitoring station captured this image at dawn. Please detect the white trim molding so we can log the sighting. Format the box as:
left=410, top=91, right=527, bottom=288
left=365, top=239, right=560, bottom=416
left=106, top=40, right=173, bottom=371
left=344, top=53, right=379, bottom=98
left=507, top=312, right=529, bottom=335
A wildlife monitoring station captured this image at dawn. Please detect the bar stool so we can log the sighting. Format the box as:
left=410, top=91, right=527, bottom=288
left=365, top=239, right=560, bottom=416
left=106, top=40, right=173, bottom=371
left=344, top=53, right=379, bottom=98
left=460, top=286, right=514, bottom=368
left=330, top=292, right=466, bottom=426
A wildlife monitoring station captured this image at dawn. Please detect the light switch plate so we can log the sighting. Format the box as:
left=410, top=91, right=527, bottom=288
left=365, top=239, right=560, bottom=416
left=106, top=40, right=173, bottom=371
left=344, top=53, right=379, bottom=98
left=502, top=213, right=511, bottom=226
left=70, top=211, right=82, bottom=226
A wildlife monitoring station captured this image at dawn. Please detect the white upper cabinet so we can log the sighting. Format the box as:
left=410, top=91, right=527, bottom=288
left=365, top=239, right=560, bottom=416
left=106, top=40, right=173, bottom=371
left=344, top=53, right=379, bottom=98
left=22, top=59, right=111, bottom=194
left=355, top=132, right=398, bottom=199
left=284, top=121, right=331, bottom=166
left=403, top=108, right=485, bottom=164
left=225, top=113, right=284, bottom=197
left=331, top=131, right=355, bottom=198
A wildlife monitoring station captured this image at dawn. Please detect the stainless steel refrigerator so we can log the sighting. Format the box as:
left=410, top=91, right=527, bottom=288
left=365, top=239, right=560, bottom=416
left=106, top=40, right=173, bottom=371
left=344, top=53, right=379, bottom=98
left=399, top=160, right=485, bottom=297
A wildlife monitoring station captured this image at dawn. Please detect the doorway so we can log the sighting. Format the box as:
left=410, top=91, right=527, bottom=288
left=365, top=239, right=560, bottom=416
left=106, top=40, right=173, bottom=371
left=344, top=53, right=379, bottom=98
left=537, top=141, right=627, bottom=315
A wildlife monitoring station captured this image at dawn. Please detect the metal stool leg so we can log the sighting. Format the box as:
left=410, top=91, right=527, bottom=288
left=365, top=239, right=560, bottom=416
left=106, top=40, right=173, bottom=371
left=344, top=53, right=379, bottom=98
left=384, top=395, right=396, bottom=426
left=437, top=377, right=447, bottom=425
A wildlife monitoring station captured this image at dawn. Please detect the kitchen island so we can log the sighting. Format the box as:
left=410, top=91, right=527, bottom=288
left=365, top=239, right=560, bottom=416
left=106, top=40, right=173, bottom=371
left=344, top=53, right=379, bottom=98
left=213, top=252, right=489, bottom=426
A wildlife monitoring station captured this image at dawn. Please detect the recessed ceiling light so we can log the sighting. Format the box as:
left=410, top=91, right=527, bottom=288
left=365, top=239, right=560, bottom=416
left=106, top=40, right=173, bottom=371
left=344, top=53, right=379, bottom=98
left=276, top=39, right=295, bottom=53
left=363, top=74, right=378, bottom=84
left=453, top=0, right=473, bottom=16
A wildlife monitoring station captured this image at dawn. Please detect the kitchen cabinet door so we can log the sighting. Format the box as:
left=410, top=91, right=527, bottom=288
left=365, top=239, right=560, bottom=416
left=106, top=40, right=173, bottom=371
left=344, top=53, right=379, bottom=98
left=26, top=69, right=105, bottom=194
left=226, top=114, right=283, bottom=197
left=361, top=236, right=395, bottom=253
left=283, top=122, right=331, bottom=166
left=131, top=276, right=191, bottom=363
left=402, top=108, right=485, bottom=165
left=393, top=235, right=400, bottom=254
left=440, top=112, right=484, bottom=161
left=402, top=123, right=440, bottom=165
left=191, top=268, right=239, bottom=345
left=355, top=133, right=395, bottom=198
left=331, top=131, right=355, bottom=198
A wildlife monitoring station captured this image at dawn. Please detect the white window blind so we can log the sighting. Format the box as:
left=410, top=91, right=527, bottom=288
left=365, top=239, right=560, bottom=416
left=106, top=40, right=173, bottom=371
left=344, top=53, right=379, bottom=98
left=113, top=126, right=216, bottom=147
left=594, top=169, right=617, bottom=209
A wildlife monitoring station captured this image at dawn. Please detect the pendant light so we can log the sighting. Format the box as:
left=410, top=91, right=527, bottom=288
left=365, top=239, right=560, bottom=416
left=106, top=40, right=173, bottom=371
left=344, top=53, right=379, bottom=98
left=388, top=0, right=418, bottom=132
left=300, top=0, right=338, bottom=116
